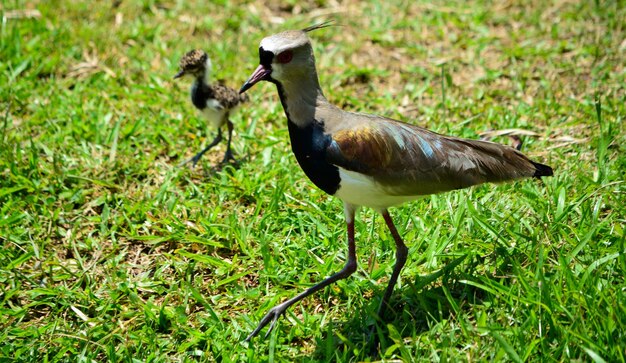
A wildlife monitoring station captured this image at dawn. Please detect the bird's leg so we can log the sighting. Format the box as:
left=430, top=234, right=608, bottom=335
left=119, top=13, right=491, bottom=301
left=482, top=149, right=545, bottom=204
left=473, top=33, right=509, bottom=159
left=377, top=211, right=409, bottom=320
left=221, top=119, right=237, bottom=164
left=182, top=128, right=223, bottom=167
left=245, top=204, right=358, bottom=341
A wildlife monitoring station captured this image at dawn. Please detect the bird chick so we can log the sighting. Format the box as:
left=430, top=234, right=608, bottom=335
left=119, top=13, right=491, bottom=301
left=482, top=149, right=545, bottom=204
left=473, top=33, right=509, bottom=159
left=174, top=49, right=248, bottom=166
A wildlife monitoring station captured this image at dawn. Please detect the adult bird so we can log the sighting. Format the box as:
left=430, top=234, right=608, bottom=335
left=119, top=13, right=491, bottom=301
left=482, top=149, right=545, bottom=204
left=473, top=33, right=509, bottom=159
left=239, top=24, right=553, bottom=340
left=174, top=49, right=248, bottom=166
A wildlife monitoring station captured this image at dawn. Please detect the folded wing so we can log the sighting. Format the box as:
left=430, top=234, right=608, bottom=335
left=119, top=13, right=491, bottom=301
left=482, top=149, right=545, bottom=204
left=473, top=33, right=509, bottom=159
left=326, top=115, right=551, bottom=196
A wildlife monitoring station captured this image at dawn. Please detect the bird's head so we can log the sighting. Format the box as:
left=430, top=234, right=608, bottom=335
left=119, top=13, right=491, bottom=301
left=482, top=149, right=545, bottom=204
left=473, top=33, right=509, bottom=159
left=240, top=22, right=331, bottom=94
left=174, top=49, right=212, bottom=80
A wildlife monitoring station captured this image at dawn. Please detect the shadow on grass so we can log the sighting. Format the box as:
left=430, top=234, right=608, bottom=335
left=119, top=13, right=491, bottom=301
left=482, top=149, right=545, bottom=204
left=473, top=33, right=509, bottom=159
left=303, top=253, right=495, bottom=361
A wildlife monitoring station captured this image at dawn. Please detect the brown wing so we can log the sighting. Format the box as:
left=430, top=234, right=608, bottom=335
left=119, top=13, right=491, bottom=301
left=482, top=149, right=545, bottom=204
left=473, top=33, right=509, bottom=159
left=211, top=83, right=249, bottom=109
left=326, top=116, right=548, bottom=196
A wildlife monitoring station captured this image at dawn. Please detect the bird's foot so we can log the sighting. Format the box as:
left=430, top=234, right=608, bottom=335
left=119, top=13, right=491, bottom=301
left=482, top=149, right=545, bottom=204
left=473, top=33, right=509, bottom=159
left=221, top=150, right=237, bottom=165
left=178, top=152, right=205, bottom=168
left=244, top=302, right=290, bottom=342
left=189, top=154, right=204, bottom=167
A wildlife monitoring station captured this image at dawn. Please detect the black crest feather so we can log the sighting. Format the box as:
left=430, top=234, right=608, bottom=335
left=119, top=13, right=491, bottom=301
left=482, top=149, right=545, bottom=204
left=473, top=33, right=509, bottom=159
left=302, top=20, right=335, bottom=33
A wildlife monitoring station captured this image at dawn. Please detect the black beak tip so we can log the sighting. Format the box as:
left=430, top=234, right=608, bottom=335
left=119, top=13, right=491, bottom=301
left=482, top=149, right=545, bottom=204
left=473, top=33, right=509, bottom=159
left=239, top=64, right=270, bottom=93
left=173, top=70, right=184, bottom=79
left=239, top=83, right=251, bottom=94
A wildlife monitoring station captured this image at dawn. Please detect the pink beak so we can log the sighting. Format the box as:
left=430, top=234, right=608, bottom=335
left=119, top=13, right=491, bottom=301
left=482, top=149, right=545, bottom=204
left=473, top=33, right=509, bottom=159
left=239, top=64, right=271, bottom=94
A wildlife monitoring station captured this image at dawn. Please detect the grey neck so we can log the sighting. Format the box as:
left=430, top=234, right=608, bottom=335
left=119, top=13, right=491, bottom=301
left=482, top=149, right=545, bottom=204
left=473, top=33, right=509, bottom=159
left=277, top=69, right=329, bottom=128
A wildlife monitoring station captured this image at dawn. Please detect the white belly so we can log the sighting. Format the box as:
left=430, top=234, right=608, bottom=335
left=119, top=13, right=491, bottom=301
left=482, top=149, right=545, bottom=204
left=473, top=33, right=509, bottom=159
left=200, top=99, right=229, bottom=128
left=335, top=168, right=421, bottom=211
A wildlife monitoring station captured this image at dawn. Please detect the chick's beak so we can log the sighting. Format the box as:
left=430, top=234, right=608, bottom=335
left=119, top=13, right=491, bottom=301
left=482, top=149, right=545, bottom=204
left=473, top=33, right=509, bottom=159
left=173, top=70, right=185, bottom=79
left=239, top=64, right=271, bottom=94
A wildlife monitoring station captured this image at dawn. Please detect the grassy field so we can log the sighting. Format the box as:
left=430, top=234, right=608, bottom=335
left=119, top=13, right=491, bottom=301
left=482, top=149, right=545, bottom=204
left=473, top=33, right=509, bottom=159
left=1, top=0, right=625, bottom=361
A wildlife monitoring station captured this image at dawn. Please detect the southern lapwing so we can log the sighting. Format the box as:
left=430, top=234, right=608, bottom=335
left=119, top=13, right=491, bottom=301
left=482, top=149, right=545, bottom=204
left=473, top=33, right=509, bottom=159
left=174, top=49, right=248, bottom=166
left=239, top=24, right=553, bottom=340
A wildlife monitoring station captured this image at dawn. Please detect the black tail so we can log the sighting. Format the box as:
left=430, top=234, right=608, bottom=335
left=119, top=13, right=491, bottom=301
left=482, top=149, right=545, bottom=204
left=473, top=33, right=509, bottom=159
left=532, top=161, right=553, bottom=178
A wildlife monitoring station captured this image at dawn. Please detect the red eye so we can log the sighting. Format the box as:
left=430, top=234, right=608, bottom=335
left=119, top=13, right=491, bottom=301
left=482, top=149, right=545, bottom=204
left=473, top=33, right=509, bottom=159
left=276, top=50, right=293, bottom=64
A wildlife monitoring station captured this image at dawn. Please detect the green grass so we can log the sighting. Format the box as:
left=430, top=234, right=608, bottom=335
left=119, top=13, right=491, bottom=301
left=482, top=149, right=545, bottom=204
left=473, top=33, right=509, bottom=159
left=1, top=0, right=625, bottom=361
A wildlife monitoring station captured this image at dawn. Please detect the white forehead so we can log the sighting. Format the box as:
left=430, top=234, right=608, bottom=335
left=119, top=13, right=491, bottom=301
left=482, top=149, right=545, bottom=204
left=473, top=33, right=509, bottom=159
left=259, top=30, right=310, bottom=53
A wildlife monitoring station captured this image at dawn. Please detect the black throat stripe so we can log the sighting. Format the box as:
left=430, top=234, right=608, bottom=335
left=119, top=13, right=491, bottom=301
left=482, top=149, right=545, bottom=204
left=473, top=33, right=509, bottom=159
left=191, top=80, right=212, bottom=110
left=275, top=83, right=341, bottom=196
